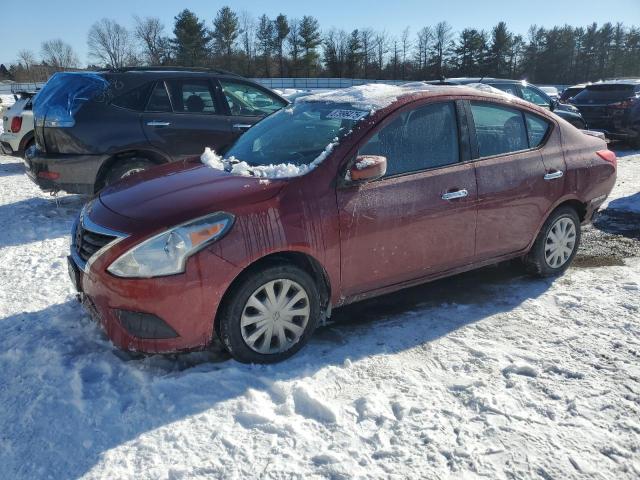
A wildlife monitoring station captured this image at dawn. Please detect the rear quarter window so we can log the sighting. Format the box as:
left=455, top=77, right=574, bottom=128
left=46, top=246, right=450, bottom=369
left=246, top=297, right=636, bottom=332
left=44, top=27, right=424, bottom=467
left=525, top=113, right=551, bottom=147
left=111, top=83, right=153, bottom=111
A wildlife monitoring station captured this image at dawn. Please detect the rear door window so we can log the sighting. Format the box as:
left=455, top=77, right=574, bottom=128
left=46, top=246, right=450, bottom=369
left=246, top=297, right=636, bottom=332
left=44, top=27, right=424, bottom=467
left=146, top=81, right=172, bottom=112
left=219, top=80, right=286, bottom=116
left=359, top=101, right=460, bottom=176
left=470, top=102, right=528, bottom=157
left=525, top=113, right=551, bottom=147
left=167, top=79, right=218, bottom=114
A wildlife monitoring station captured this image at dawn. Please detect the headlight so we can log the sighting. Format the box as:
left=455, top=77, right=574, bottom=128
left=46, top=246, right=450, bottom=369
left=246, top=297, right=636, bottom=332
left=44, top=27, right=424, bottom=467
left=107, top=212, right=234, bottom=278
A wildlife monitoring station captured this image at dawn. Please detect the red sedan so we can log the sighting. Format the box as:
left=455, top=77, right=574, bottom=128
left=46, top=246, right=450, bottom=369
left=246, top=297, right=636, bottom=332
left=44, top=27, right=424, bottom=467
left=68, top=84, right=616, bottom=363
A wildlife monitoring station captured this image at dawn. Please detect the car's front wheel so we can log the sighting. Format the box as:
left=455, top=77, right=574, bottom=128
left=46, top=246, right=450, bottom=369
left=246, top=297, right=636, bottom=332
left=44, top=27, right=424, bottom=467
left=218, top=264, right=321, bottom=363
left=524, top=206, right=581, bottom=277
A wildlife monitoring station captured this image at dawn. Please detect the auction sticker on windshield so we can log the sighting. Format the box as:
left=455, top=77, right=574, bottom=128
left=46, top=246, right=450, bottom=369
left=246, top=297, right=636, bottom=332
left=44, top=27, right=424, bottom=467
left=326, top=109, right=369, bottom=120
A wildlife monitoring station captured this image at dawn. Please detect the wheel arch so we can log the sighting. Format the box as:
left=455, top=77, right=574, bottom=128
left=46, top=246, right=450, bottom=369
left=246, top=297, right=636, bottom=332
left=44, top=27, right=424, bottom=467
left=213, top=250, right=332, bottom=339
left=527, top=196, right=588, bottom=252
left=94, top=149, right=170, bottom=192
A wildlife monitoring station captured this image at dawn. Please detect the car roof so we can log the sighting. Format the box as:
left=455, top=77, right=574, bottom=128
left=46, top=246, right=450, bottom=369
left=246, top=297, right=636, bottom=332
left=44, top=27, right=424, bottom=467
left=433, top=77, right=530, bottom=85
left=595, top=78, right=640, bottom=86
left=297, top=83, right=532, bottom=113
left=97, top=67, right=246, bottom=82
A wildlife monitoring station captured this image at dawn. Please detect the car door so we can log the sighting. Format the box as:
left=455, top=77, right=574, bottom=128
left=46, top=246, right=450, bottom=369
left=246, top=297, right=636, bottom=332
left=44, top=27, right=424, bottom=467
left=141, top=79, right=232, bottom=160
left=336, top=100, right=477, bottom=297
left=469, top=101, right=559, bottom=260
left=217, top=79, right=288, bottom=137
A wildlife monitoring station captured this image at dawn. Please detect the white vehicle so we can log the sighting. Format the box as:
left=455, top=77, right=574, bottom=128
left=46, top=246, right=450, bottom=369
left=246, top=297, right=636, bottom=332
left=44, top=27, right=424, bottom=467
left=538, top=85, right=560, bottom=100
left=0, top=93, right=16, bottom=118
left=0, top=92, right=35, bottom=157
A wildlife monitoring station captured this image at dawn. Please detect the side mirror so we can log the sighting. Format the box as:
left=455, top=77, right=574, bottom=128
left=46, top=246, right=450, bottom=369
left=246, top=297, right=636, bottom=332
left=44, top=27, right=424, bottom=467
left=550, top=99, right=557, bottom=111
left=349, top=155, right=387, bottom=183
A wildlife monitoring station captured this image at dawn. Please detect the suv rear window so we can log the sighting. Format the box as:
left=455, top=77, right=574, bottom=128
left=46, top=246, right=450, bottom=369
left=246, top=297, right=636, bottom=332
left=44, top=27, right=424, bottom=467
left=573, top=84, right=638, bottom=103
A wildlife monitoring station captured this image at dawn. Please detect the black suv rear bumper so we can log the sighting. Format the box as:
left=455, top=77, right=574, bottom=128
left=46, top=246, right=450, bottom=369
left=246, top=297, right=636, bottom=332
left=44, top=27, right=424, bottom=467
left=24, top=150, right=109, bottom=194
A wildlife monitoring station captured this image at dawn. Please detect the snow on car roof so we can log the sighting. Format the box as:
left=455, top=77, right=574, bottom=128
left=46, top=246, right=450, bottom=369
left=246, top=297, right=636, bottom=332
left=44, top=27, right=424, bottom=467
left=298, top=83, right=436, bottom=111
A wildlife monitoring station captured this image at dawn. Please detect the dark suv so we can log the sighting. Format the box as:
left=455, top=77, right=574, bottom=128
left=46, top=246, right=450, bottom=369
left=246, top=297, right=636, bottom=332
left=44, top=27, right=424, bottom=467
left=26, top=68, right=288, bottom=194
left=569, top=79, right=640, bottom=147
left=432, top=78, right=587, bottom=129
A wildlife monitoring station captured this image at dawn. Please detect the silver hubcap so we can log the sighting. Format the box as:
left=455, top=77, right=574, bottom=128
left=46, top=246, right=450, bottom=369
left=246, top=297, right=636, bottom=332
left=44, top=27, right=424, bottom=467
left=545, top=217, right=577, bottom=268
left=121, top=167, right=146, bottom=178
left=241, top=279, right=310, bottom=354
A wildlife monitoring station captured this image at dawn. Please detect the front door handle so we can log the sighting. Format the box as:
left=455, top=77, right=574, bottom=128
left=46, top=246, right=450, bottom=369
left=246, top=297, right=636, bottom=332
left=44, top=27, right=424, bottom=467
left=146, top=121, right=171, bottom=127
left=441, top=189, right=469, bottom=201
left=544, top=170, right=564, bottom=180
left=232, top=123, right=253, bottom=131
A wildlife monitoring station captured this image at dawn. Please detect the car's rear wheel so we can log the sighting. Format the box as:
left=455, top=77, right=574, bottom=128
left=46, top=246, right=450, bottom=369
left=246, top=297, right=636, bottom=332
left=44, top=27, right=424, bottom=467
left=104, top=158, right=155, bottom=187
left=218, top=264, right=320, bottom=363
left=524, top=206, right=581, bottom=277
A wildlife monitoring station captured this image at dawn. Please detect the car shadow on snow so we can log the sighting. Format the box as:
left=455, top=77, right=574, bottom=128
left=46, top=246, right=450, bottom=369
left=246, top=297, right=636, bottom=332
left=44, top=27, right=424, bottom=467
left=0, top=161, right=26, bottom=177
left=0, top=262, right=553, bottom=479
left=0, top=195, right=86, bottom=248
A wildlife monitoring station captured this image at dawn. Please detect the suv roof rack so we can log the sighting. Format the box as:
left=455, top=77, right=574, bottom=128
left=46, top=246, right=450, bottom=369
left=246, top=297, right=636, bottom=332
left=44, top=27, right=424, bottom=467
left=100, top=66, right=244, bottom=77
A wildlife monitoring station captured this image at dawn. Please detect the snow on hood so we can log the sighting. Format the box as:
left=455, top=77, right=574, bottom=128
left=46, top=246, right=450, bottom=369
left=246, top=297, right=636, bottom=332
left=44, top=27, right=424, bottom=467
left=201, top=138, right=339, bottom=180
left=298, top=83, right=434, bottom=111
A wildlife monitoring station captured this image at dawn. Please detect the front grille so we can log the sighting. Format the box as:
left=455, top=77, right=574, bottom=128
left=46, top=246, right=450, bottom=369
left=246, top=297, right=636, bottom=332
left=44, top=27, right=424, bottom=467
left=75, top=223, right=118, bottom=263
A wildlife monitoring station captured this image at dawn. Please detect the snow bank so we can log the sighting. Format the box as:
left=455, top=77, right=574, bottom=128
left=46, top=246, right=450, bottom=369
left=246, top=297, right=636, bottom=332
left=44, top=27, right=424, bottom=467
left=201, top=138, right=339, bottom=179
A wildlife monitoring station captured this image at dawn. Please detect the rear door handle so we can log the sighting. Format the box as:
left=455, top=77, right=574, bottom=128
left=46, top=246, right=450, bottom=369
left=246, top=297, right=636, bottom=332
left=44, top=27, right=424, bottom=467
left=544, top=170, right=564, bottom=180
left=232, top=123, right=253, bottom=131
left=146, top=121, right=171, bottom=127
left=441, top=189, right=469, bottom=201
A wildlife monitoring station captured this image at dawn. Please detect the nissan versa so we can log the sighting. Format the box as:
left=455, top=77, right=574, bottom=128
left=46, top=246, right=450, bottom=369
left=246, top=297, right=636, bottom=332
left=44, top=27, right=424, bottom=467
left=68, top=84, right=617, bottom=363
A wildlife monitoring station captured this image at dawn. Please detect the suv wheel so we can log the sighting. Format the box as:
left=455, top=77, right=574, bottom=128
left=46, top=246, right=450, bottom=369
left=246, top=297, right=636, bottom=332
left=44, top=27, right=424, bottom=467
left=218, top=264, right=321, bottom=363
left=104, top=158, right=154, bottom=186
left=524, top=206, right=581, bottom=277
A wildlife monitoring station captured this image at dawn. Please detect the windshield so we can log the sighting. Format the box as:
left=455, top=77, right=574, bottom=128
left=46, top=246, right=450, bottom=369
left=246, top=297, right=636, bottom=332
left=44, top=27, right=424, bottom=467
left=223, top=101, right=369, bottom=167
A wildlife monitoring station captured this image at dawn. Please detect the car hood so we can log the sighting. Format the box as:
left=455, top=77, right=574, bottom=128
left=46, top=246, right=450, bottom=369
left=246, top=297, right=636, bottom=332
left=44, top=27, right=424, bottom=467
left=98, top=159, right=285, bottom=230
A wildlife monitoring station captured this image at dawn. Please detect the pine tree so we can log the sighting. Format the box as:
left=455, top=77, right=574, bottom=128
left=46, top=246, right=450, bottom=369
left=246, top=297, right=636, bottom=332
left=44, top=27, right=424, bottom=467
left=274, top=14, right=290, bottom=77
left=487, top=22, right=513, bottom=77
left=299, top=16, right=322, bottom=77
left=172, top=9, right=210, bottom=67
left=256, top=15, right=274, bottom=77
left=212, top=6, right=239, bottom=68
left=345, top=29, right=362, bottom=77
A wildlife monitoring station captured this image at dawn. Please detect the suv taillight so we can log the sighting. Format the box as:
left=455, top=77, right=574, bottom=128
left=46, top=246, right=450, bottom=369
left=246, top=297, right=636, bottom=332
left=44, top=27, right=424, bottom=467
left=596, top=149, right=617, bottom=168
left=10, top=116, right=22, bottom=133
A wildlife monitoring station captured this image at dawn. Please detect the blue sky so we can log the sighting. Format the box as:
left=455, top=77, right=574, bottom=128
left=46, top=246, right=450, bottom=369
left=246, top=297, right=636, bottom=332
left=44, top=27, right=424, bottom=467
left=2, top=0, right=639, bottom=65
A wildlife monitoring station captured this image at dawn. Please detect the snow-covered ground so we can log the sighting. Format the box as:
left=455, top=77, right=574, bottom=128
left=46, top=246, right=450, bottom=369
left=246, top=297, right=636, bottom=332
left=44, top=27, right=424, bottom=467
left=1, top=151, right=639, bottom=479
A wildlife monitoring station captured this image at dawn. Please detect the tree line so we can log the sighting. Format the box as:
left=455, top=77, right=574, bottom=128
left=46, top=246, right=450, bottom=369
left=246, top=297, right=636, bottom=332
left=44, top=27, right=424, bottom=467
left=3, top=7, right=640, bottom=85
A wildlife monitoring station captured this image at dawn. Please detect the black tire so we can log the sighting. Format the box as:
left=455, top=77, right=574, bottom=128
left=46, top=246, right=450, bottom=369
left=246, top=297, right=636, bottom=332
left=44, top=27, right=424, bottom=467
left=104, top=158, right=155, bottom=187
left=218, top=264, right=321, bottom=363
left=524, top=206, right=581, bottom=277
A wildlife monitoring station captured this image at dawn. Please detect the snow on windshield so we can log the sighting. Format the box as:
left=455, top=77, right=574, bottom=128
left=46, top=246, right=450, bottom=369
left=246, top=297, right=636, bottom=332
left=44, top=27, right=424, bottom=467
left=201, top=83, right=441, bottom=179
left=201, top=139, right=339, bottom=180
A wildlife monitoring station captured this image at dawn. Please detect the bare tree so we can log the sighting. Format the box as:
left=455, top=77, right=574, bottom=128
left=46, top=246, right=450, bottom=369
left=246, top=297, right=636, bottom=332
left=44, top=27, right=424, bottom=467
left=433, top=21, right=453, bottom=78
left=401, top=27, right=411, bottom=79
left=88, top=18, right=136, bottom=68
left=134, top=16, right=170, bottom=65
left=415, top=27, right=433, bottom=77
left=360, top=28, right=375, bottom=78
left=375, top=31, right=388, bottom=77
left=41, top=39, right=79, bottom=70
left=287, top=18, right=301, bottom=76
left=239, top=11, right=257, bottom=76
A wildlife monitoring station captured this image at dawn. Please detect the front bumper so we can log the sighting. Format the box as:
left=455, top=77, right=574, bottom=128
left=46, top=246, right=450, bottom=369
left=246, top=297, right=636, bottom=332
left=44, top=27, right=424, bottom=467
left=69, top=228, right=241, bottom=354
left=25, top=149, right=109, bottom=194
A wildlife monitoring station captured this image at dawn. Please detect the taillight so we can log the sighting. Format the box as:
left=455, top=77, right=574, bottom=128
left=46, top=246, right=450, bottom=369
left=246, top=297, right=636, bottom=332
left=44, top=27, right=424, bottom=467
left=596, top=149, right=617, bottom=168
left=10, top=116, right=22, bottom=133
